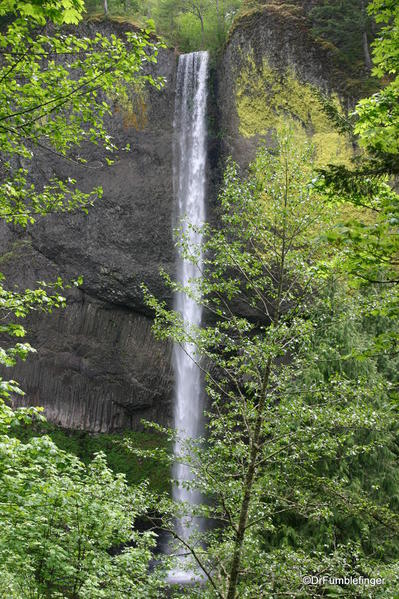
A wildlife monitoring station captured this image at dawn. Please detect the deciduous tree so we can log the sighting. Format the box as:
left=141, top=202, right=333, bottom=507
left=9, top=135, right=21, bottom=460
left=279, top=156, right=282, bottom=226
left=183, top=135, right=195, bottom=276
left=143, top=131, right=399, bottom=597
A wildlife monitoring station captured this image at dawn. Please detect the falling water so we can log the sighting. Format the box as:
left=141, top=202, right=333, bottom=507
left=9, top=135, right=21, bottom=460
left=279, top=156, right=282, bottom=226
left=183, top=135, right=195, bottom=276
left=169, top=51, right=209, bottom=584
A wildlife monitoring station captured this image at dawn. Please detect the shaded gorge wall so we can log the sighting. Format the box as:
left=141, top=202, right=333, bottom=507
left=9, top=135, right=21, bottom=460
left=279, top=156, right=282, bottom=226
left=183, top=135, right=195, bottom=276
left=0, top=20, right=178, bottom=432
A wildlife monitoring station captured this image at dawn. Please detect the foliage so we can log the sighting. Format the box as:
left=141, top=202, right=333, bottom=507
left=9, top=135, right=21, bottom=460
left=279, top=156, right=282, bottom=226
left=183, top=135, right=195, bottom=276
left=262, top=281, right=399, bottom=556
left=0, top=405, right=165, bottom=598
left=15, top=421, right=171, bottom=493
left=0, top=3, right=162, bottom=226
left=85, top=0, right=243, bottom=52
left=157, top=0, right=243, bottom=52
left=143, top=131, right=399, bottom=597
left=0, top=0, right=85, bottom=25
left=317, top=0, right=399, bottom=357
left=309, top=0, right=374, bottom=69
left=355, top=0, right=399, bottom=159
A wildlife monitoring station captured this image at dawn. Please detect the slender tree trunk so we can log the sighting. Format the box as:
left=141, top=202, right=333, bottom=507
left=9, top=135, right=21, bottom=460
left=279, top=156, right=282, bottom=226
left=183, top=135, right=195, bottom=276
left=226, top=152, right=289, bottom=599
left=200, top=14, right=205, bottom=49
left=362, top=30, right=372, bottom=70
left=226, top=360, right=272, bottom=599
left=104, top=0, right=108, bottom=15
left=216, top=0, right=222, bottom=42
left=361, top=0, right=372, bottom=70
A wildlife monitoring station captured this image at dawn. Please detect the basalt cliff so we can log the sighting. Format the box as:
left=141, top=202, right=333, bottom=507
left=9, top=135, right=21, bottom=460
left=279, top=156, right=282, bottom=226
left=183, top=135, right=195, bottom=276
left=1, top=10, right=356, bottom=432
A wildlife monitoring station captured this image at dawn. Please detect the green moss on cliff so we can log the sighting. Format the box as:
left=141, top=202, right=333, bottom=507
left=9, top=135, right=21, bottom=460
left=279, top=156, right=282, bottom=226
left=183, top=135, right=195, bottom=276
left=85, top=13, right=144, bottom=30
left=108, top=81, right=149, bottom=130
left=236, top=54, right=352, bottom=165
left=230, top=2, right=378, bottom=97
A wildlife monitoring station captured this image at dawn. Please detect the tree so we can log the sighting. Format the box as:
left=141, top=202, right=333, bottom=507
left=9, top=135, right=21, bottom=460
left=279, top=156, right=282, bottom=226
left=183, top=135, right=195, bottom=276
left=143, top=131, right=399, bottom=597
left=152, top=0, right=184, bottom=46
left=309, top=0, right=374, bottom=69
left=355, top=0, right=399, bottom=163
left=84, top=0, right=242, bottom=51
left=181, top=0, right=211, bottom=47
left=361, top=0, right=373, bottom=70
left=0, top=406, right=165, bottom=597
left=317, top=0, right=399, bottom=353
left=148, top=0, right=241, bottom=51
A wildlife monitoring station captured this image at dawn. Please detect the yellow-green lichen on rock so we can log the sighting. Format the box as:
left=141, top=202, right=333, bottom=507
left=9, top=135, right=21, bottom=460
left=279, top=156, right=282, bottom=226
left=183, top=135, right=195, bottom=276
left=236, top=53, right=352, bottom=165
left=108, top=81, right=148, bottom=130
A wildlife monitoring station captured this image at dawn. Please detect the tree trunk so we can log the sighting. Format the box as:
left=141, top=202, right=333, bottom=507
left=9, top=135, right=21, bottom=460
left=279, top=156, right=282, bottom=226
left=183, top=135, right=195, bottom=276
left=104, top=0, right=108, bottom=15
left=216, top=0, right=222, bottom=42
left=361, top=0, right=372, bottom=70
left=226, top=361, right=272, bottom=599
left=200, top=14, right=205, bottom=49
left=226, top=154, right=289, bottom=599
left=363, top=30, right=372, bottom=70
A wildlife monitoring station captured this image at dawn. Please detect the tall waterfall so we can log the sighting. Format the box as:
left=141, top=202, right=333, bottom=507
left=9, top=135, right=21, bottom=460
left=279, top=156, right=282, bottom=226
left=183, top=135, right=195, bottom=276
left=170, top=51, right=209, bottom=582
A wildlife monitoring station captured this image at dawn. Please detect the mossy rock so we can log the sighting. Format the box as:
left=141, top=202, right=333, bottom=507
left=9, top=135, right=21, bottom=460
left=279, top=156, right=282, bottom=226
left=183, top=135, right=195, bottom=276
left=84, top=12, right=143, bottom=31
left=230, top=2, right=313, bottom=44
left=230, top=1, right=378, bottom=98
left=235, top=53, right=352, bottom=166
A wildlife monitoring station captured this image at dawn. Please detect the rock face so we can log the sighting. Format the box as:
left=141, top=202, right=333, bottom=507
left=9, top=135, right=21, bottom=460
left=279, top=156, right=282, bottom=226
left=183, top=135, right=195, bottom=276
left=1, top=11, right=353, bottom=432
left=218, top=2, right=354, bottom=169
left=1, top=20, right=178, bottom=431
left=8, top=288, right=173, bottom=432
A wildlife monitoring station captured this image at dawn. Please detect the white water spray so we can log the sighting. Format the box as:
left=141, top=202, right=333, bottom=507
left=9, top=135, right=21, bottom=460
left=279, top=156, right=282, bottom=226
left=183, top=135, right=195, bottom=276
left=169, top=51, right=209, bottom=584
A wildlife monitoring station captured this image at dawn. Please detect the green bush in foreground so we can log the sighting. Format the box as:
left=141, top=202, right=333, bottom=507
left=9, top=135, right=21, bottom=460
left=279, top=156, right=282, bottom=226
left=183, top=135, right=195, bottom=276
left=0, top=404, right=166, bottom=598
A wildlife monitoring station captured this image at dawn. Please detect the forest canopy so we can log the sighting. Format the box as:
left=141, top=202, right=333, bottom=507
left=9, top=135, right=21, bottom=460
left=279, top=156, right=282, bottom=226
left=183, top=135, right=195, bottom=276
left=84, top=0, right=379, bottom=60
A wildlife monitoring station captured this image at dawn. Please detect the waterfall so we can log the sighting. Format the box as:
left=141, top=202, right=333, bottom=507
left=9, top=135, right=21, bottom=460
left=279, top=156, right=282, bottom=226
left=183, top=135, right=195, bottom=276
left=170, top=51, right=209, bottom=583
